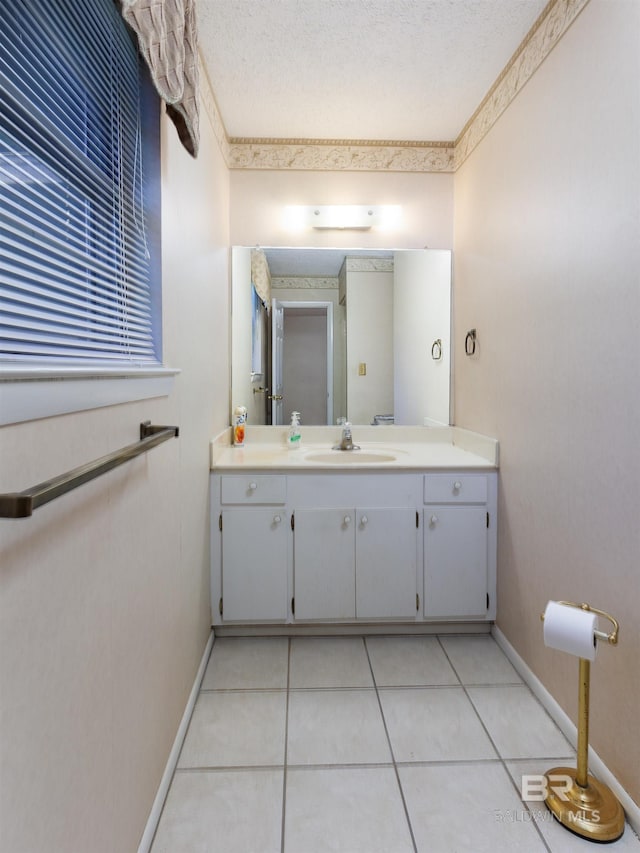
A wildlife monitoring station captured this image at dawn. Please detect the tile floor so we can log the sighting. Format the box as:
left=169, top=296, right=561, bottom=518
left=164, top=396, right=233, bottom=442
left=151, top=635, right=639, bottom=853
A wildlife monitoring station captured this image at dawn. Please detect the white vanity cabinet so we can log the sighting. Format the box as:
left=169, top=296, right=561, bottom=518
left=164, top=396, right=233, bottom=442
left=354, top=508, right=418, bottom=619
left=423, top=473, right=497, bottom=620
left=293, top=508, right=355, bottom=620
left=214, top=475, right=289, bottom=622
left=293, top=506, right=418, bottom=621
left=210, top=467, right=496, bottom=628
left=289, top=474, right=419, bottom=623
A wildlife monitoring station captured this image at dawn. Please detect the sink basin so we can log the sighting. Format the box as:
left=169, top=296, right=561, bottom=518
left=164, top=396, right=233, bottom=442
left=304, top=451, right=397, bottom=464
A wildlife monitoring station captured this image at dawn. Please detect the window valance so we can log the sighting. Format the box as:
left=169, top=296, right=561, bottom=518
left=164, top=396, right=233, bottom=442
left=120, top=0, right=200, bottom=157
left=251, top=249, right=272, bottom=307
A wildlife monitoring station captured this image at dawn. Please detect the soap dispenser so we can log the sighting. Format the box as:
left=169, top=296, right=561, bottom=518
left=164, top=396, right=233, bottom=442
left=287, top=411, right=302, bottom=450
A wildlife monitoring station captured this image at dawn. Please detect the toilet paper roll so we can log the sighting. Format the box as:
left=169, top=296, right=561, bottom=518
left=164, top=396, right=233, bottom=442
left=543, top=600, right=599, bottom=661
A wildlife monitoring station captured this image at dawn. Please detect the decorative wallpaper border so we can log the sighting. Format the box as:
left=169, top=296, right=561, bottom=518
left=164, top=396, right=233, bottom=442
left=345, top=258, right=394, bottom=273
left=199, top=61, right=231, bottom=161
left=201, top=0, right=589, bottom=174
left=272, top=277, right=338, bottom=290
left=454, top=0, right=590, bottom=168
left=226, top=141, right=454, bottom=173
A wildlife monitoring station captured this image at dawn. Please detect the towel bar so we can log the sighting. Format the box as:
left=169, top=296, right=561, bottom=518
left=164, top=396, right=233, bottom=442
left=0, top=421, right=179, bottom=518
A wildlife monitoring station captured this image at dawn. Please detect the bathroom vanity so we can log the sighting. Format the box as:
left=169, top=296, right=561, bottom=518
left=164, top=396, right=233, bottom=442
left=210, top=426, right=498, bottom=633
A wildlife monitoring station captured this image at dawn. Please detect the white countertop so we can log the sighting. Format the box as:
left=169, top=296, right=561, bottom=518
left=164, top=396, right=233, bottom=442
left=210, top=426, right=498, bottom=471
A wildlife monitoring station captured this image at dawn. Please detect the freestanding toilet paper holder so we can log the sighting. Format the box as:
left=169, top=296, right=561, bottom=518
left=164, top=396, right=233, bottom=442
left=540, top=601, right=624, bottom=842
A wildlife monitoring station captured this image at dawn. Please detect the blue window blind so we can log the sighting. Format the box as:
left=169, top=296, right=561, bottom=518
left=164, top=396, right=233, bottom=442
left=0, top=0, right=161, bottom=366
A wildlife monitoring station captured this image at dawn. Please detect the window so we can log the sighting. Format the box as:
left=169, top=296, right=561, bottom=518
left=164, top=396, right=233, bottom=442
left=251, top=284, right=265, bottom=377
left=0, top=0, right=161, bottom=369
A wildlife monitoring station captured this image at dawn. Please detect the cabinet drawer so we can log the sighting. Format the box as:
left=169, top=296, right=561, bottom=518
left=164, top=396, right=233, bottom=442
left=424, top=474, right=487, bottom=504
left=220, top=475, right=286, bottom=505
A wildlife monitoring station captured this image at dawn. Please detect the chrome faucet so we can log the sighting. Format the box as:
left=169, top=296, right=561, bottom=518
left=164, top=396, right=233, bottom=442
left=335, top=421, right=360, bottom=451
left=340, top=422, right=353, bottom=450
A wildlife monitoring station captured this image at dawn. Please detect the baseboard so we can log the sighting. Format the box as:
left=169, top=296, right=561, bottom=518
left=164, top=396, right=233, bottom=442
left=215, top=622, right=492, bottom=638
left=491, top=625, right=640, bottom=836
left=137, top=629, right=215, bottom=853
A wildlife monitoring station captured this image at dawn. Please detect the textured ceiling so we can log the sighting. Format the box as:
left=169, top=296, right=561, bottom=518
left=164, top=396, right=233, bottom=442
left=198, top=0, right=549, bottom=142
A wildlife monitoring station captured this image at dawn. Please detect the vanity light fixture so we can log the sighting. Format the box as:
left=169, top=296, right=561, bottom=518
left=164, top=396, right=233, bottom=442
left=283, top=204, right=402, bottom=231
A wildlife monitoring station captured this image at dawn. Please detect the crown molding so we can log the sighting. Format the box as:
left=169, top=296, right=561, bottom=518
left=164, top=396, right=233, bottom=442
left=201, top=0, right=589, bottom=174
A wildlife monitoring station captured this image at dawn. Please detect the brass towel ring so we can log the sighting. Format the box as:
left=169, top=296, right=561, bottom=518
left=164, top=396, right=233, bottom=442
left=465, top=329, right=477, bottom=356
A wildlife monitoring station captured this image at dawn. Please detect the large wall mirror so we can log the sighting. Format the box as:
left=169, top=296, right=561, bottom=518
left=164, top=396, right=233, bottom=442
left=231, top=246, right=452, bottom=427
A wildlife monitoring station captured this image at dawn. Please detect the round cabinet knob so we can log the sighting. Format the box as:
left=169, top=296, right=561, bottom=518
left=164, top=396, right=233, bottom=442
left=430, top=514, right=438, bottom=526
left=248, top=482, right=257, bottom=491
left=361, top=515, right=368, bottom=526
left=453, top=481, right=462, bottom=492
left=273, top=515, right=282, bottom=524
left=344, top=515, right=351, bottom=525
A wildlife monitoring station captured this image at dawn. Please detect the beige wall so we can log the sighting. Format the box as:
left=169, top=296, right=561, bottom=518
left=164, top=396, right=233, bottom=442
left=453, top=0, right=639, bottom=804
left=0, top=76, right=230, bottom=851
left=345, top=268, right=394, bottom=424
left=230, top=169, right=454, bottom=250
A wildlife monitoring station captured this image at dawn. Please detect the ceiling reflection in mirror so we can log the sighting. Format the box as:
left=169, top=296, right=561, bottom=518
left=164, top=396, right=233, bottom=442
left=231, top=246, right=451, bottom=428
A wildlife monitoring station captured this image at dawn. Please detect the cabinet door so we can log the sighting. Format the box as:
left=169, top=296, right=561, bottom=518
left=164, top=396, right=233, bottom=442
left=424, top=506, right=488, bottom=619
left=221, top=509, right=288, bottom=622
left=356, top=508, right=417, bottom=619
left=294, top=508, right=355, bottom=620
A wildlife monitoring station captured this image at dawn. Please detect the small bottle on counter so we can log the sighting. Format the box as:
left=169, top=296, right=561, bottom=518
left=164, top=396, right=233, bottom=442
left=287, top=411, right=302, bottom=450
left=233, top=406, right=247, bottom=446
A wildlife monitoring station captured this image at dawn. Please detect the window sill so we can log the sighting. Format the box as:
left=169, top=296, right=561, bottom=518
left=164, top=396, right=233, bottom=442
left=0, top=367, right=180, bottom=426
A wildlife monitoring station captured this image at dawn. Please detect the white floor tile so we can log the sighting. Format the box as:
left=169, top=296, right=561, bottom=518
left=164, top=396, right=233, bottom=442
left=151, top=769, right=283, bottom=853
left=201, top=637, right=289, bottom=690
left=505, top=759, right=640, bottom=852
left=379, top=687, right=497, bottom=762
left=284, top=766, right=414, bottom=853
left=178, top=691, right=286, bottom=768
left=366, top=636, right=459, bottom=686
left=287, top=689, right=391, bottom=765
left=399, top=762, right=548, bottom=852
left=155, top=637, right=636, bottom=853
left=467, top=685, right=573, bottom=759
left=440, top=635, right=522, bottom=684
left=290, top=638, right=373, bottom=688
